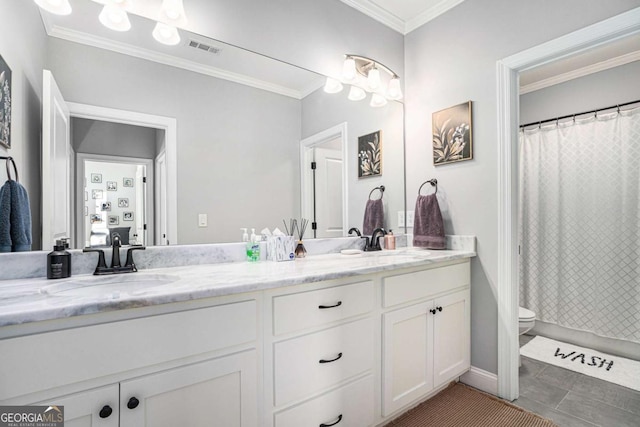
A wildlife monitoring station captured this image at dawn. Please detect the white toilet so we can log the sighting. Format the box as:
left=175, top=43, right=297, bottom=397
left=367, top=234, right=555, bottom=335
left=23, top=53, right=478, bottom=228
left=519, top=306, right=536, bottom=335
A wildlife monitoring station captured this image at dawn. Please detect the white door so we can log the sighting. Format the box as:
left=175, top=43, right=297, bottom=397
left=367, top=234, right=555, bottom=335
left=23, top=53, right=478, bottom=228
left=120, top=351, right=257, bottom=427
left=433, top=289, right=471, bottom=388
left=36, top=384, right=119, bottom=427
left=382, top=301, right=434, bottom=416
left=314, top=147, right=343, bottom=238
left=155, top=152, right=168, bottom=245
left=135, top=165, right=146, bottom=244
left=42, top=70, right=71, bottom=249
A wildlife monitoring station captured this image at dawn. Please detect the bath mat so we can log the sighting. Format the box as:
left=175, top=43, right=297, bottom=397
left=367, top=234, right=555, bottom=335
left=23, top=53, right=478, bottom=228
left=520, top=336, right=640, bottom=392
left=384, top=382, right=556, bottom=426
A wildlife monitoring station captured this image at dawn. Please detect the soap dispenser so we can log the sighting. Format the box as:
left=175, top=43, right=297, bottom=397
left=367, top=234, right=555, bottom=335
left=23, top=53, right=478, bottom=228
left=47, top=239, right=72, bottom=279
left=249, top=228, right=261, bottom=262
left=384, top=229, right=396, bottom=250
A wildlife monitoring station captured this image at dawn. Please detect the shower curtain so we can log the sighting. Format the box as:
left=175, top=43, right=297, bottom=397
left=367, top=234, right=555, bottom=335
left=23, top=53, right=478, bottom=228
left=519, top=107, right=640, bottom=344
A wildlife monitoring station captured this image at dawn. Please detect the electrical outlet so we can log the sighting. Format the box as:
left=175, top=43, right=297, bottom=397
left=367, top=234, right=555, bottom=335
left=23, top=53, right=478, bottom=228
left=198, top=214, right=208, bottom=227
left=406, top=211, right=415, bottom=227
left=397, top=211, right=405, bottom=227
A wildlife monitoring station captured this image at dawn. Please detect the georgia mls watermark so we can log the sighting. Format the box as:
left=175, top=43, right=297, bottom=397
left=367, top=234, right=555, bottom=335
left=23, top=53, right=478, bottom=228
left=0, top=406, right=64, bottom=427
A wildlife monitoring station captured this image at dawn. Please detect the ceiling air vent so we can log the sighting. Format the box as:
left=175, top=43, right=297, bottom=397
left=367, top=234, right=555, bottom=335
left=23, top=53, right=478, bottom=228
left=188, top=40, right=222, bottom=55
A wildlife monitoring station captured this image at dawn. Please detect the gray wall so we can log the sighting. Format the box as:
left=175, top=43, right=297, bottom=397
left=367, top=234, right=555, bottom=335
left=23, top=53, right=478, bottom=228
left=184, top=0, right=405, bottom=82
left=520, top=61, right=640, bottom=125
left=302, top=89, right=404, bottom=234
left=48, top=38, right=302, bottom=244
left=0, top=2, right=48, bottom=251
left=404, top=0, right=640, bottom=375
left=72, top=118, right=158, bottom=159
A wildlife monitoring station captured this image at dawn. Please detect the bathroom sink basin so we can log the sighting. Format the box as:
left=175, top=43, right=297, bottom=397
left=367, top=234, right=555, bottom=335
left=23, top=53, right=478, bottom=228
left=40, top=274, right=180, bottom=298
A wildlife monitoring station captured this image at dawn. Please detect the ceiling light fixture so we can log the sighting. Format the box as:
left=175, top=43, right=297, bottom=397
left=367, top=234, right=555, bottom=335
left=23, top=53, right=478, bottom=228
left=33, top=0, right=72, bottom=16
left=387, top=76, right=403, bottom=100
left=370, top=93, right=388, bottom=108
left=342, top=56, right=357, bottom=82
left=98, top=2, right=132, bottom=32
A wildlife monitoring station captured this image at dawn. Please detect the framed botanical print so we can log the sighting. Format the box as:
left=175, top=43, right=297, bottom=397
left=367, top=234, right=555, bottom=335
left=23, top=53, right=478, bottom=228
left=432, top=101, right=473, bottom=165
left=358, top=130, right=382, bottom=178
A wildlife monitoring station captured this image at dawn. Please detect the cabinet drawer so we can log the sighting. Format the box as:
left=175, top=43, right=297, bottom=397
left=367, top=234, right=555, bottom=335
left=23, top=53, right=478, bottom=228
left=0, top=300, right=256, bottom=401
left=273, top=281, right=373, bottom=335
left=275, top=375, right=374, bottom=427
left=383, top=261, right=470, bottom=307
left=274, top=318, right=373, bottom=406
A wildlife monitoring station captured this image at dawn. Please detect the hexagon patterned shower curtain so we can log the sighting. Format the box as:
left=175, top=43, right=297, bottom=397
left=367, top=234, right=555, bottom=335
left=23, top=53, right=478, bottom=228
left=519, top=106, right=640, bottom=344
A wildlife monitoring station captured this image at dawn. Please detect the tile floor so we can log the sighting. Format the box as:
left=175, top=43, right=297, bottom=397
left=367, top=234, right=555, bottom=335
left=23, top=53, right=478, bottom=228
left=513, top=334, right=640, bottom=427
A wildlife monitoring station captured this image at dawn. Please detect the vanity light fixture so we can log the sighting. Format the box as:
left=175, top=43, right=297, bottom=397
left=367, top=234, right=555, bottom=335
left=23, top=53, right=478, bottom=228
left=370, top=93, right=388, bottom=108
left=348, top=85, right=366, bottom=101
left=33, top=0, right=72, bottom=16
left=323, top=78, right=344, bottom=94
left=159, top=0, right=188, bottom=25
left=330, top=54, right=402, bottom=106
left=99, top=1, right=132, bottom=32
left=152, top=22, right=181, bottom=45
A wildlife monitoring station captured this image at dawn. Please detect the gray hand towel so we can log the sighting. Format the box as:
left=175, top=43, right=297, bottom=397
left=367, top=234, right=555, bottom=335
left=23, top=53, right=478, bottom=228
left=0, top=180, right=32, bottom=252
left=363, top=198, right=384, bottom=236
left=412, top=194, right=445, bottom=249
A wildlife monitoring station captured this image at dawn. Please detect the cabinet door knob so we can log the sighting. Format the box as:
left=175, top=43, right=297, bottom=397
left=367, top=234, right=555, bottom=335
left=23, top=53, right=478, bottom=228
left=318, top=301, right=342, bottom=309
left=430, top=309, right=436, bottom=315
left=320, top=414, right=343, bottom=427
left=127, top=397, right=140, bottom=409
left=99, top=405, right=113, bottom=418
left=438, top=306, right=443, bottom=312
left=319, top=352, right=343, bottom=364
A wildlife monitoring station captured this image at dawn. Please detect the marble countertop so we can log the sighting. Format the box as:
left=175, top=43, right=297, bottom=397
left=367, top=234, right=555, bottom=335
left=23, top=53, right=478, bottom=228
left=0, top=247, right=475, bottom=327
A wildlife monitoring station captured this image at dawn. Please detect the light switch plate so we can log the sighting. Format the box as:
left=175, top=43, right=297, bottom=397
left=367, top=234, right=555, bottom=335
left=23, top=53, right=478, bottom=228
left=198, top=213, right=208, bottom=227
left=397, top=211, right=405, bottom=227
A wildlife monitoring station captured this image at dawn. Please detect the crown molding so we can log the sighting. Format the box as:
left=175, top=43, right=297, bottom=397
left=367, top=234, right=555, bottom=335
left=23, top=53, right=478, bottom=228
left=339, top=0, right=405, bottom=34
left=405, top=0, right=466, bottom=34
left=520, top=50, right=640, bottom=94
left=45, top=25, right=304, bottom=99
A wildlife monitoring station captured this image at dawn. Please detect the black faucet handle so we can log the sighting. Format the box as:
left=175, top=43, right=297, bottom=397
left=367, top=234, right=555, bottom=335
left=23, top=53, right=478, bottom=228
left=125, top=246, right=146, bottom=271
left=348, top=227, right=362, bottom=237
left=83, top=248, right=108, bottom=274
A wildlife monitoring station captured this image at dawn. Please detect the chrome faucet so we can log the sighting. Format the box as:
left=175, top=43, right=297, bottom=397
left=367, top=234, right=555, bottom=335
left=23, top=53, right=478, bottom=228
left=83, top=235, right=146, bottom=275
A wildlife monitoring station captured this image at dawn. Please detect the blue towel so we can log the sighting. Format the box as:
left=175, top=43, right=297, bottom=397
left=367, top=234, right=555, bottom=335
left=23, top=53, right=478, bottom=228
left=0, top=180, right=32, bottom=252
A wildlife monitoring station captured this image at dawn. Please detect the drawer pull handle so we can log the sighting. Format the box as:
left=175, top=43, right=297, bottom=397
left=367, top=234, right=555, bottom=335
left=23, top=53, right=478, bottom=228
left=319, top=301, right=342, bottom=309
left=99, top=405, right=113, bottom=418
left=127, top=397, right=140, bottom=410
left=320, top=414, right=343, bottom=427
left=319, top=352, right=343, bottom=364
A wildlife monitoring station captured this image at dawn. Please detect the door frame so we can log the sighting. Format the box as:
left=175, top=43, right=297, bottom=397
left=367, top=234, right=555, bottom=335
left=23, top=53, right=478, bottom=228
left=67, top=102, right=178, bottom=245
left=76, top=153, right=154, bottom=248
left=300, top=122, right=349, bottom=237
left=495, top=7, right=640, bottom=400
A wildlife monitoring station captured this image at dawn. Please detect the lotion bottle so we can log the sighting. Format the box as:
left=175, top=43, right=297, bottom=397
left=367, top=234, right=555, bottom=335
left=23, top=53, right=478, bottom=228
left=47, top=239, right=72, bottom=279
left=384, top=229, right=396, bottom=250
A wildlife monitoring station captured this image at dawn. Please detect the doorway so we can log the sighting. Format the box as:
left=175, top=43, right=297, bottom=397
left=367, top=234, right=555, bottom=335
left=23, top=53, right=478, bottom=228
left=300, top=123, right=349, bottom=238
left=495, top=8, right=640, bottom=400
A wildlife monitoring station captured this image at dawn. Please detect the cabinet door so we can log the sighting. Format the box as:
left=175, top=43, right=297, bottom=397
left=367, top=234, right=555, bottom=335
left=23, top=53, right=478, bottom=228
left=120, top=350, right=257, bottom=427
left=36, top=384, right=119, bottom=427
left=433, top=289, right=470, bottom=388
left=382, top=301, right=434, bottom=416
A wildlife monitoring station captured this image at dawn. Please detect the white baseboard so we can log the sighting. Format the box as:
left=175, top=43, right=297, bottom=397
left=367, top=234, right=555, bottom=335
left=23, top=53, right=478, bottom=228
left=460, top=366, right=498, bottom=395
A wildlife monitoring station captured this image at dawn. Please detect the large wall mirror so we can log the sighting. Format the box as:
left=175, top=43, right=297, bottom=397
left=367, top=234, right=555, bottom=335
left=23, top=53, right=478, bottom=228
left=30, top=0, right=406, bottom=248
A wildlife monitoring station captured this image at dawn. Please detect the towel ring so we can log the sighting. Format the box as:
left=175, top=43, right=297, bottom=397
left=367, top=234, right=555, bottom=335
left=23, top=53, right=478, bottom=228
left=2, top=157, right=18, bottom=182
left=418, top=179, right=437, bottom=195
left=368, top=185, right=385, bottom=200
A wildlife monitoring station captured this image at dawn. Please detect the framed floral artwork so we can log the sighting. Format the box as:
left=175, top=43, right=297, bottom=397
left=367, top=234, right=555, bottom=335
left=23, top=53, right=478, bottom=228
left=432, top=101, right=473, bottom=165
left=358, top=130, right=382, bottom=178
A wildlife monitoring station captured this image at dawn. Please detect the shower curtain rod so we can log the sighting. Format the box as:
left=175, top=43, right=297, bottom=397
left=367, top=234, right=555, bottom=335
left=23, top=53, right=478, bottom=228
left=520, top=99, right=640, bottom=129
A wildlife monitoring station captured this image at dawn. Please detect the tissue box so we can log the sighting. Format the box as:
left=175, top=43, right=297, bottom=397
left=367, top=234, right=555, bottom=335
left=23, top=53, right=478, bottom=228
left=267, top=236, right=296, bottom=262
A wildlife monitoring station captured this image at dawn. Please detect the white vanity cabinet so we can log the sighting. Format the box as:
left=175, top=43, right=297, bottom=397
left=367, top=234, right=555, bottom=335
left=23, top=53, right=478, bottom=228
left=1, top=298, right=259, bottom=427
left=381, top=261, right=470, bottom=417
left=267, top=280, right=376, bottom=427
